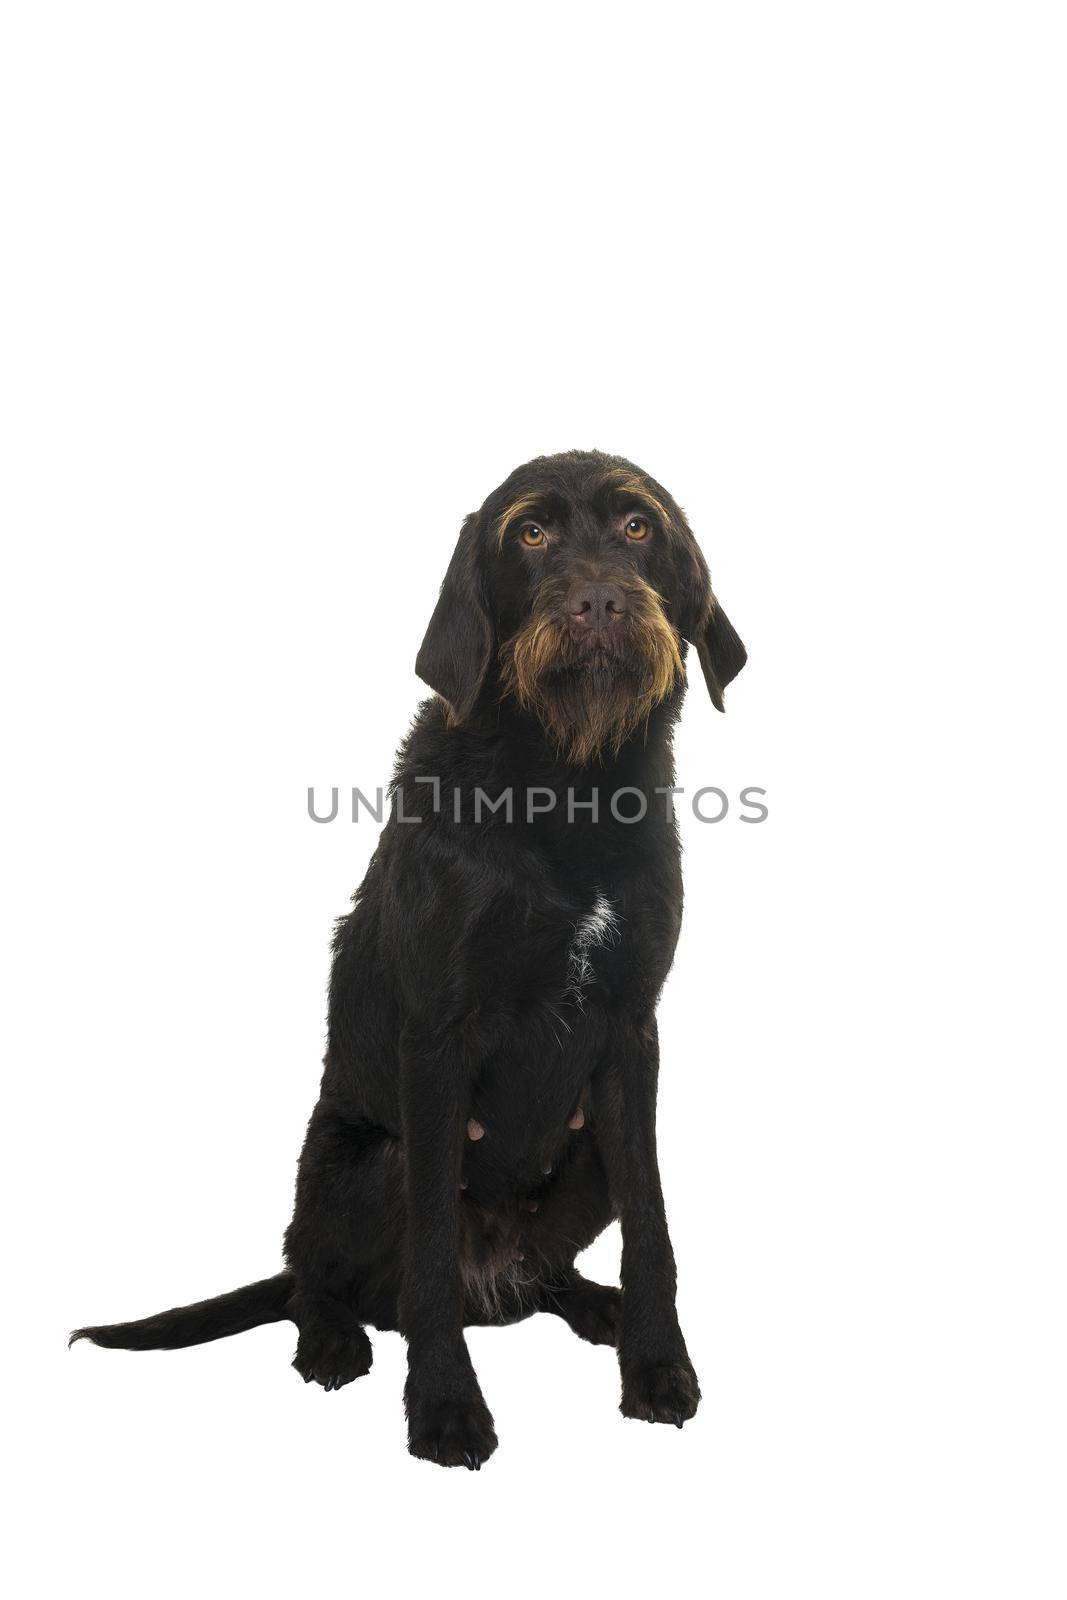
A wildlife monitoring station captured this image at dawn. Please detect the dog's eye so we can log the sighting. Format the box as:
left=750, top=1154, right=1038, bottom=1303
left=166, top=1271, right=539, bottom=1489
left=521, top=525, right=546, bottom=547
left=625, top=517, right=649, bottom=541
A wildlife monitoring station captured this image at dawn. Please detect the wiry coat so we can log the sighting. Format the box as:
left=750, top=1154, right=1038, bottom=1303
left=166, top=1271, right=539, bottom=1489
left=72, top=449, right=747, bottom=1469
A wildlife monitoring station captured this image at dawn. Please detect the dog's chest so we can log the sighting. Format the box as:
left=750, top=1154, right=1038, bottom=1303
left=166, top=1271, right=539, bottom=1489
left=564, top=892, right=619, bottom=1002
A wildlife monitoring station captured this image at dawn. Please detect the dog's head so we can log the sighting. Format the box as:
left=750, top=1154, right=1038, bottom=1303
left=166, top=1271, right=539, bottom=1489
left=416, top=450, right=745, bottom=764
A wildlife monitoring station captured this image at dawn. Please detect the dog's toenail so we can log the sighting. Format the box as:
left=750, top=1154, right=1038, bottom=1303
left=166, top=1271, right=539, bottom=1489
left=459, top=1180, right=468, bottom=1191
left=527, top=1200, right=539, bottom=1212
left=567, top=1107, right=585, bottom=1130
left=467, top=1119, right=485, bottom=1141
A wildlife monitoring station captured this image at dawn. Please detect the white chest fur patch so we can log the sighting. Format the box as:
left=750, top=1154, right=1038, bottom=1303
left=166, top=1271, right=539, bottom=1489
left=567, top=893, right=619, bottom=1001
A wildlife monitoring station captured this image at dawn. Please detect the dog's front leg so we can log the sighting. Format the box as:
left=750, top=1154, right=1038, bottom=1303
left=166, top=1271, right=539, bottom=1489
left=399, top=1024, right=497, bottom=1469
left=594, top=1018, right=701, bottom=1427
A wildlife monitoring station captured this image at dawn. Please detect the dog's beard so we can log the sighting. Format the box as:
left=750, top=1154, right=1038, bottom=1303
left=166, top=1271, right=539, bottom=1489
left=499, top=578, right=683, bottom=765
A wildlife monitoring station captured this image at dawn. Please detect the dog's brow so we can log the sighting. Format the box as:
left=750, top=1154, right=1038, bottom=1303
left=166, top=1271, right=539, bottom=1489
left=495, top=495, right=545, bottom=548
left=598, top=470, right=672, bottom=528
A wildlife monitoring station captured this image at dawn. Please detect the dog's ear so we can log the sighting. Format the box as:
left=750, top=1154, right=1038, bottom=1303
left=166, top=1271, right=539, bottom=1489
left=415, top=513, right=493, bottom=723
left=692, top=596, right=747, bottom=713
left=676, top=524, right=747, bottom=712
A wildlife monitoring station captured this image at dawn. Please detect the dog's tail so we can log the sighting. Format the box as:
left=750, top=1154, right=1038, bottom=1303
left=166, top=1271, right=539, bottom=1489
left=69, top=1272, right=294, bottom=1351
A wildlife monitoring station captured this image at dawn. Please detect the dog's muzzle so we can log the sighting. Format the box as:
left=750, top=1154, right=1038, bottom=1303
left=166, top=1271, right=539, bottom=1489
left=500, top=574, right=683, bottom=763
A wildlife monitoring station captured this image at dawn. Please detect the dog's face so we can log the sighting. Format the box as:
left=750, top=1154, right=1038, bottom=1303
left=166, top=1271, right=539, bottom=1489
left=417, top=450, right=745, bottom=764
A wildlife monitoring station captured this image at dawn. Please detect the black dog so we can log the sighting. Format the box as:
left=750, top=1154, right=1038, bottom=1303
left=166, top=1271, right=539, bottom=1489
left=72, top=449, right=746, bottom=1469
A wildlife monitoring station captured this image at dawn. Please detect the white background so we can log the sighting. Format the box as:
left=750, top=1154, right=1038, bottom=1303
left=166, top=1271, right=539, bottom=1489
left=2, top=3, right=1064, bottom=1596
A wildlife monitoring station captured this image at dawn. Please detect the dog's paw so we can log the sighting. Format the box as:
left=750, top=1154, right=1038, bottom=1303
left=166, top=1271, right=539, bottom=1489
left=556, top=1283, right=621, bottom=1347
left=293, top=1323, right=374, bottom=1391
left=407, top=1393, right=498, bottom=1470
left=620, top=1357, right=701, bottom=1427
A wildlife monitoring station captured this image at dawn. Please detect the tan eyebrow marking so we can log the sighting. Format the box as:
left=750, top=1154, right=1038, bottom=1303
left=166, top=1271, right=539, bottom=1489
left=495, top=496, right=545, bottom=549
left=598, top=469, right=672, bottom=529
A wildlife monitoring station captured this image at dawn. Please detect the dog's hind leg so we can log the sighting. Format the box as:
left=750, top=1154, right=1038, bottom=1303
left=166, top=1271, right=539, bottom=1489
left=462, top=1266, right=620, bottom=1346
left=289, top=1290, right=374, bottom=1390
left=539, top=1269, right=621, bottom=1347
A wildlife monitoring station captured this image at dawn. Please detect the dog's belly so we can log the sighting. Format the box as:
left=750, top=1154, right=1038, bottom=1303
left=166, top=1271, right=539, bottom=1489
left=465, top=995, right=604, bottom=1167
left=458, top=1098, right=614, bottom=1310
left=456, top=984, right=611, bottom=1299
left=458, top=891, right=619, bottom=1200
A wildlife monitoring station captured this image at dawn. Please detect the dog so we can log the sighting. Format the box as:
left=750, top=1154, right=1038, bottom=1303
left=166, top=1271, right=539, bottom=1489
left=72, top=448, right=747, bottom=1469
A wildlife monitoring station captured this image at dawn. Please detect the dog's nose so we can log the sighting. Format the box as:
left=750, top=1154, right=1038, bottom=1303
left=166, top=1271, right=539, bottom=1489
left=569, top=582, right=626, bottom=630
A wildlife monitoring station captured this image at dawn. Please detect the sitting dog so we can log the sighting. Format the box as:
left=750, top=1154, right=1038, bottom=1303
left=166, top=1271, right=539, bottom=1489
left=72, top=449, right=747, bottom=1469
